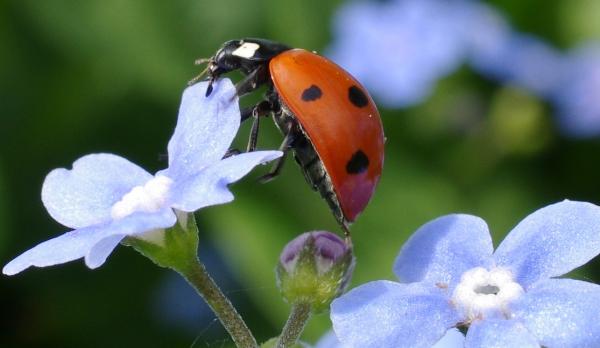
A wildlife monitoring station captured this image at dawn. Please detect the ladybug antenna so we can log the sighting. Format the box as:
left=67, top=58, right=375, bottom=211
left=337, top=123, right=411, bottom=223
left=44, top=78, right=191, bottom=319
left=187, top=57, right=212, bottom=86
left=188, top=66, right=209, bottom=87
left=194, top=57, right=211, bottom=65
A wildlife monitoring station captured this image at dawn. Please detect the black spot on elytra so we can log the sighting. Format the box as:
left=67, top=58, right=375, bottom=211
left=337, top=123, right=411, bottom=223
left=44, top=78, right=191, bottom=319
left=348, top=85, right=369, bottom=108
left=301, top=85, right=322, bottom=101
left=346, top=150, right=369, bottom=174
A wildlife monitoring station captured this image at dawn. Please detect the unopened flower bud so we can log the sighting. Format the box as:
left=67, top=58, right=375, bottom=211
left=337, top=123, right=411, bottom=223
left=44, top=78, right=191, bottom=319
left=276, top=231, right=355, bottom=312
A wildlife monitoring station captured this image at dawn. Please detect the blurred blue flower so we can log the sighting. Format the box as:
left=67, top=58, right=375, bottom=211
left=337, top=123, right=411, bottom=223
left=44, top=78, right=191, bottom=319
left=331, top=200, right=600, bottom=347
left=464, top=3, right=564, bottom=98
left=330, top=0, right=600, bottom=137
left=328, top=0, right=470, bottom=107
left=552, top=44, right=600, bottom=138
left=3, top=79, right=281, bottom=275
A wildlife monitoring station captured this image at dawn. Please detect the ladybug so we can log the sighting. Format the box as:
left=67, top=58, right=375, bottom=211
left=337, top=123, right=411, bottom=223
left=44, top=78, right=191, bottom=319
left=195, top=38, right=384, bottom=233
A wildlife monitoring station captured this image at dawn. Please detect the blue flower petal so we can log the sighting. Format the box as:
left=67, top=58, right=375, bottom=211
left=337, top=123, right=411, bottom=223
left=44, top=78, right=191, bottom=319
left=168, top=150, right=282, bottom=212
left=3, top=209, right=176, bottom=275
left=3, top=225, right=106, bottom=275
left=331, top=280, right=460, bottom=348
left=433, top=328, right=464, bottom=348
left=394, top=214, right=493, bottom=290
left=42, top=153, right=153, bottom=229
left=494, top=200, right=600, bottom=288
left=314, top=328, right=464, bottom=348
left=512, top=278, right=600, bottom=347
left=167, top=79, right=240, bottom=180
left=87, top=234, right=127, bottom=269
left=315, top=328, right=464, bottom=348
left=464, top=319, right=538, bottom=348
left=85, top=208, right=176, bottom=268
left=314, top=331, right=346, bottom=348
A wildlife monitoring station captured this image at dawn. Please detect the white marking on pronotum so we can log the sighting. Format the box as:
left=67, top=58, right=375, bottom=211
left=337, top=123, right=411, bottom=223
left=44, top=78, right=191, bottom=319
left=232, top=42, right=260, bottom=59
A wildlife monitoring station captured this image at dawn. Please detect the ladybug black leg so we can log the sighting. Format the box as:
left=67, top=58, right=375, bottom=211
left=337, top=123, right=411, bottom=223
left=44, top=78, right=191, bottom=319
left=247, top=114, right=260, bottom=152
left=222, top=148, right=241, bottom=159
left=258, top=131, right=295, bottom=183
left=235, top=65, right=268, bottom=97
left=245, top=100, right=273, bottom=152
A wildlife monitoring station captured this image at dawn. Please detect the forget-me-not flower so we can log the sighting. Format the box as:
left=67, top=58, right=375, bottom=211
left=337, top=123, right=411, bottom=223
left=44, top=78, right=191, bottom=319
left=331, top=200, right=600, bottom=347
left=3, top=79, right=281, bottom=275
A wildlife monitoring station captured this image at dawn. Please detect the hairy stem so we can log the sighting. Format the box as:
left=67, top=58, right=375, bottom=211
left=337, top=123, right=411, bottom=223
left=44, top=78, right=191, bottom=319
left=180, top=259, right=258, bottom=348
left=276, top=301, right=312, bottom=348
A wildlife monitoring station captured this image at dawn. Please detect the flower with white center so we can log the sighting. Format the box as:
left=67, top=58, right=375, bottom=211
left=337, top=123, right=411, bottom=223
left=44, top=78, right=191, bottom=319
left=452, top=267, right=524, bottom=322
left=331, top=200, right=600, bottom=347
left=3, top=79, right=281, bottom=275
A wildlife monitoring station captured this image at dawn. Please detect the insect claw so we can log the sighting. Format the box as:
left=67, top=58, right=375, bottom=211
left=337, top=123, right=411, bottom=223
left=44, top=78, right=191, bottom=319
left=342, top=222, right=352, bottom=239
left=205, top=78, right=215, bottom=97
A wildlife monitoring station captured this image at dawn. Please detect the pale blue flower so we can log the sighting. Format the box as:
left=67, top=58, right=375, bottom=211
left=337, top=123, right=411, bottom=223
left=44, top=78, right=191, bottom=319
left=3, top=79, right=281, bottom=275
left=331, top=201, right=600, bottom=347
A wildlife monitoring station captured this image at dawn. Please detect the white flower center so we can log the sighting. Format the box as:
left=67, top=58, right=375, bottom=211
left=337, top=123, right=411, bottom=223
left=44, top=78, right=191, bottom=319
left=451, top=267, right=524, bottom=322
left=110, top=175, right=173, bottom=220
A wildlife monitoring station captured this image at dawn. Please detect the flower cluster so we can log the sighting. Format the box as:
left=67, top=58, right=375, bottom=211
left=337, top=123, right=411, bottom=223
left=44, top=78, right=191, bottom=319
left=3, top=79, right=281, bottom=275
left=328, top=0, right=600, bottom=137
left=330, top=200, right=600, bottom=347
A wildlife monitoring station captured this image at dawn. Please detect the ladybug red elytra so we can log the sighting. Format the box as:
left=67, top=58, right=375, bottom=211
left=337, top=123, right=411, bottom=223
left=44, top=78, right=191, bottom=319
left=194, top=38, right=384, bottom=234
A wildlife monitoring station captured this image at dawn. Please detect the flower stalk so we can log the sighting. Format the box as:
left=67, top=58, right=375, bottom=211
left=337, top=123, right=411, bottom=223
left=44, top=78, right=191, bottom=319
left=276, top=301, right=312, bottom=348
left=126, top=212, right=257, bottom=348
left=180, top=257, right=258, bottom=348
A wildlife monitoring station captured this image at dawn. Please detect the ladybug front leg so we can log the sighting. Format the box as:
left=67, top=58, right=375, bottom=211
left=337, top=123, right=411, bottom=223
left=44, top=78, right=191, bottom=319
left=240, top=100, right=275, bottom=152
left=235, top=65, right=268, bottom=97
left=258, top=130, right=295, bottom=183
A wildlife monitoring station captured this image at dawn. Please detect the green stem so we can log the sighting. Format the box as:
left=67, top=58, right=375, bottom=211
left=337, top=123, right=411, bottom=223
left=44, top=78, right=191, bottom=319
left=179, top=259, right=258, bottom=348
left=276, top=301, right=312, bottom=348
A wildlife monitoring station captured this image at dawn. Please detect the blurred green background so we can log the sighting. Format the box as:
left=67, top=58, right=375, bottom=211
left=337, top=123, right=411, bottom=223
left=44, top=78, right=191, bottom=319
left=1, top=0, right=600, bottom=347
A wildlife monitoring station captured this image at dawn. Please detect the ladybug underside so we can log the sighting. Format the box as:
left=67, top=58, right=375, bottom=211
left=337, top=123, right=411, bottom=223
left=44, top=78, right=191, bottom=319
left=273, top=101, right=346, bottom=227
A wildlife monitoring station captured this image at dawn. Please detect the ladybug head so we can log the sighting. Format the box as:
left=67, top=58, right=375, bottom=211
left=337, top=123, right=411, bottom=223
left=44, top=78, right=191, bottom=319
left=210, top=40, right=247, bottom=74
left=190, top=38, right=291, bottom=96
left=191, top=39, right=254, bottom=96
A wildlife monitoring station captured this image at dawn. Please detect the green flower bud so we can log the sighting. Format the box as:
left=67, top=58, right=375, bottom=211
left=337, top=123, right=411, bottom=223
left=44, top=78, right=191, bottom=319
left=276, top=231, right=355, bottom=312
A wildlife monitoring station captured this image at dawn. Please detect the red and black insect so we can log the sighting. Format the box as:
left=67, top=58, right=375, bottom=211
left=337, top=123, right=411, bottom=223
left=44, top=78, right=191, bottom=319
left=195, top=38, right=384, bottom=234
